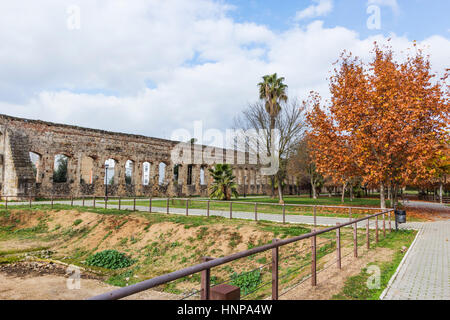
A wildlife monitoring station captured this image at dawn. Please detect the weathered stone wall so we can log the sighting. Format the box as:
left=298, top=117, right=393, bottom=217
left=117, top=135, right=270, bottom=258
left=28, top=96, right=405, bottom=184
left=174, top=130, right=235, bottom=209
left=0, top=114, right=298, bottom=199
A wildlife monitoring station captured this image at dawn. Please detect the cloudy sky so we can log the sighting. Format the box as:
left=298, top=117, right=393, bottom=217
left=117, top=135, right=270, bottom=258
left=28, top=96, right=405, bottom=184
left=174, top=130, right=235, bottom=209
left=0, top=0, right=449, bottom=141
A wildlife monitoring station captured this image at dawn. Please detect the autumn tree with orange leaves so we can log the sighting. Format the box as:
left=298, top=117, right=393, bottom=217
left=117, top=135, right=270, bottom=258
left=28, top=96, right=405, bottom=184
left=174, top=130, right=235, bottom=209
left=307, top=43, right=449, bottom=208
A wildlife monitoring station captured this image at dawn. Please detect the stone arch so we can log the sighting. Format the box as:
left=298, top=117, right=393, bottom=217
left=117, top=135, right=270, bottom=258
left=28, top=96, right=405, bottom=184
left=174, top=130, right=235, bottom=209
left=173, top=164, right=181, bottom=184
left=104, top=158, right=116, bottom=185
left=142, top=161, right=151, bottom=186
left=200, top=166, right=206, bottom=185
left=158, top=162, right=167, bottom=186
left=53, top=154, right=70, bottom=183
left=125, top=159, right=135, bottom=185
left=29, top=151, right=42, bottom=183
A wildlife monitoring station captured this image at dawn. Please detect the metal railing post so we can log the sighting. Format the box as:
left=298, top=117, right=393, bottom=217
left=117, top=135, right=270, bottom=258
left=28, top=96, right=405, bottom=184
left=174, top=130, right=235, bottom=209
left=51, top=195, right=54, bottom=209
left=29, top=195, right=32, bottom=208
left=93, top=196, right=96, bottom=209
left=166, top=198, right=169, bottom=214
left=375, top=215, right=379, bottom=243
left=71, top=195, right=74, bottom=207
left=383, top=213, right=386, bottom=238
left=133, top=197, right=136, bottom=211
left=201, top=257, right=213, bottom=300
left=336, top=223, right=341, bottom=269
left=353, top=222, right=358, bottom=258
left=313, top=205, right=317, bottom=227
left=5, top=196, right=7, bottom=210
left=118, top=197, right=121, bottom=210
left=311, top=233, right=317, bottom=286
left=272, top=239, right=279, bottom=300
left=207, top=200, right=210, bottom=218
left=349, top=207, right=352, bottom=222
left=149, top=197, right=152, bottom=213
left=366, top=215, right=370, bottom=250
left=105, top=197, right=108, bottom=209
left=229, top=202, right=232, bottom=219
left=186, top=199, right=189, bottom=216
left=82, top=196, right=85, bottom=207
left=388, top=211, right=392, bottom=232
left=282, top=204, right=286, bottom=224
left=254, top=202, right=257, bottom=221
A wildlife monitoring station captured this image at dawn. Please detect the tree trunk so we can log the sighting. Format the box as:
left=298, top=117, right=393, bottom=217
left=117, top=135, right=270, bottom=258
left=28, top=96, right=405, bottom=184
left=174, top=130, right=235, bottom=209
left=439, top=180, right=443, bottom=204
left=387, top=185, right=391, bottom=206
left=349, top=183, right=353, bottom=202
left=393, top=185, right=399, bottom=208
left=380, top=182, right=386, bottom=209
left=341, top=182, right=346, bottom=203
left=311, top=176, right=317, bottom=199
left=277, top=175, right=284, bottom=204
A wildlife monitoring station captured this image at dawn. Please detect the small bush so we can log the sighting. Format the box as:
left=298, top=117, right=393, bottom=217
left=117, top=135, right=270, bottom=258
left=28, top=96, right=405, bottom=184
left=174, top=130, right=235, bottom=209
left=85, top=250, right=135, bottom=269
left=230, top=269, right=262, bottom=296
left=73, top=219, right=83, bottom=226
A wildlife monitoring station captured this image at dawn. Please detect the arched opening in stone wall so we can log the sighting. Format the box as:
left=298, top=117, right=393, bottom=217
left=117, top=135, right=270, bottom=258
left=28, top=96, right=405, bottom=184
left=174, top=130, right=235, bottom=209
left=142, top=162, right=151, bottom=186
left=125, top=160, right=134, bottom=185
left=53, top=154, right=69, bottom=183
left=104, top=159, right=115, bottom=185
left=200, top=166, right=206, bottom=185
left=173, top=164, right=180, bottom=185
left=159, top=162, right=166, bottom=186
left=29, top=152, right=42, bottom=183
left=80, top=155, right=95, bottom=184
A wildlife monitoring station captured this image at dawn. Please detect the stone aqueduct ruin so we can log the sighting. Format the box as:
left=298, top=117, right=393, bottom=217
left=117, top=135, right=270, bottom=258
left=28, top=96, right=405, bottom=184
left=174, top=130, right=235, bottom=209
left=0, top=114, right=299, bottom=199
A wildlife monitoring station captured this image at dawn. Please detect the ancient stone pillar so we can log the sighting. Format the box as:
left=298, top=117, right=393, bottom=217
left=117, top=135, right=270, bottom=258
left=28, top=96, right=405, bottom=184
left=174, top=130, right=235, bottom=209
left=193, top=164, right=201, bottom=193
left=134, top=161, right=142, bottom=196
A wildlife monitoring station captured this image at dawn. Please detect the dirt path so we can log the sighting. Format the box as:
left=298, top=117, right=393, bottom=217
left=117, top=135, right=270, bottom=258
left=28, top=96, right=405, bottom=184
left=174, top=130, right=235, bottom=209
left=0, top=261, right=178, bottom=300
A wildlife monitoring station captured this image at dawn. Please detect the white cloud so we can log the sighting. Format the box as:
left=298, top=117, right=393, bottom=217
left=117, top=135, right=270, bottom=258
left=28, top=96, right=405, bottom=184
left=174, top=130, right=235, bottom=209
left=367, top=0, right=400, bottom=14
left=0, top=0, right=448, bottom=141
left=295, top=0, right=333, bottom=21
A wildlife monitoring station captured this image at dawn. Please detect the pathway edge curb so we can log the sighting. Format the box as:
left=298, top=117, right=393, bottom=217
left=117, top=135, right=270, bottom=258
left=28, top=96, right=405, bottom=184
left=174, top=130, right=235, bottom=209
left=379, top=226, right=422, bottom=300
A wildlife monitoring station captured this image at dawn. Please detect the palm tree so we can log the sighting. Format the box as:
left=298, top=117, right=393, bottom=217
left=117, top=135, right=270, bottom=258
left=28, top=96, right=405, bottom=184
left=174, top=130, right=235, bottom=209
left=258, top=73, right=288, bottom=130
left=208, top=164, right=239, bottom=200
left=258, top=73, right=288, bottom=202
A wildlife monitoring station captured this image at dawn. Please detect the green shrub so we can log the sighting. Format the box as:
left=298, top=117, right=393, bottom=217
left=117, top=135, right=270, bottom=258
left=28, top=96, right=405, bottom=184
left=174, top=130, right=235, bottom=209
left=230, top=269, right=262, bottom=296
left=85, top=250, right=135, bottom=269
left=73, top=219, right=83, bottom=226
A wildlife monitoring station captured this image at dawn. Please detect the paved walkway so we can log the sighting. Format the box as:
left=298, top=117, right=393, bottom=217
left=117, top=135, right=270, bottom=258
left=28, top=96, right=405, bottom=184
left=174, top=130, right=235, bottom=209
left=403, top=200, right=450, bottom=212
left=382, top=220, right=450, bottom=300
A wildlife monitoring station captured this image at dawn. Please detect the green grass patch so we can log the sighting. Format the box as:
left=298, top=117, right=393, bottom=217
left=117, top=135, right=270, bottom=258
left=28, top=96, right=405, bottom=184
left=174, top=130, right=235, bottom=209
left=85, top=250, right=136, bottom=270
left=332, top=230, right=416, bottom=300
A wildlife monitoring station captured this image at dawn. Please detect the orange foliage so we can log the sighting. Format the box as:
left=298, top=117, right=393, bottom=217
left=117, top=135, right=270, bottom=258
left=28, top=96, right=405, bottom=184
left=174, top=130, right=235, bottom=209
left=307, top=43, right=449, bottom=193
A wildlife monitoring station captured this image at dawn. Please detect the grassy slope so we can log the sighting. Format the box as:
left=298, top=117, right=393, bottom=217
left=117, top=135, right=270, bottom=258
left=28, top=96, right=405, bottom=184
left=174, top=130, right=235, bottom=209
left=0, top=205, right=416, bottom=299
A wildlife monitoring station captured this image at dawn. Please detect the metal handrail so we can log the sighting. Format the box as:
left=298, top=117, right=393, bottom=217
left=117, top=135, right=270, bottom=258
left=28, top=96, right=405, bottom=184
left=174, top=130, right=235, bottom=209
left=0, top=195, right=382, bottom=211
